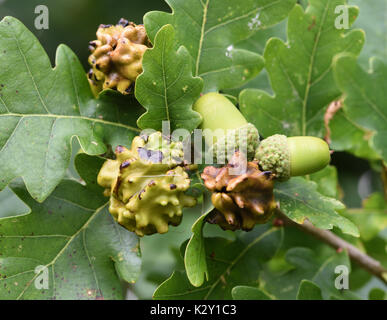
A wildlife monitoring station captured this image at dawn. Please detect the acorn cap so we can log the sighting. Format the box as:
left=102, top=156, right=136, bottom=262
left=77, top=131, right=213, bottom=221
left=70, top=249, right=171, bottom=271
left=211, top=123, right=259, bottom=162
left=193, top=93, right=259, bottom=162
left=255, top=135, right=331, bottom=181
left=255, top=134, right=290, bottom=181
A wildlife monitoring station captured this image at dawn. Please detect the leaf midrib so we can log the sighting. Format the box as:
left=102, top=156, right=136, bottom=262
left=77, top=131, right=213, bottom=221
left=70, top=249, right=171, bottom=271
left=203, top=0, right=283, bottom=37
left=11, top=28, right=51, bottom=115
left=301, top=0, right=330, bottom=135
left=195, top=0, right=209, bottom=76
left=161, top=30, right=170, bottom=123
left=275, top=187, right=341, bottom=216
left=195, top=0, right=284, bottom=77
left=0, top=113, right=140, bottom=132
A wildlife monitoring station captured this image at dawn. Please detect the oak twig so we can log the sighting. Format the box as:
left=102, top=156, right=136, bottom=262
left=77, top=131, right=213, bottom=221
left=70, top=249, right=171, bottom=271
left=276, top=210, right=387, bottom=285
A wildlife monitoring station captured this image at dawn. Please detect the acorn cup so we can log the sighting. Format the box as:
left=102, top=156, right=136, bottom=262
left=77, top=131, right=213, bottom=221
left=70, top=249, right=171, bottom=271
left=193, top=92, right=260, bottom=163
left=255, top=134, right=331, bottom=181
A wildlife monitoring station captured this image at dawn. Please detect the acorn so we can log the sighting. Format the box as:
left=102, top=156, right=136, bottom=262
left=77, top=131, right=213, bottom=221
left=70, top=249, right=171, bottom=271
left=255, top=134, right=331, bottom=181
left=193, top=92, right=259, bottom=163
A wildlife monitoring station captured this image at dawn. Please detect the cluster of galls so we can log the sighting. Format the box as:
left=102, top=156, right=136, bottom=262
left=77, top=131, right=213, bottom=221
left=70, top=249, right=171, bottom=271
left=97, top=132, right=196, bottom=236
left=96, top=87, right=330, bottom=235
left=202, top=151, right=277, bottom=231
left=88, top=18, right=151, bottom=96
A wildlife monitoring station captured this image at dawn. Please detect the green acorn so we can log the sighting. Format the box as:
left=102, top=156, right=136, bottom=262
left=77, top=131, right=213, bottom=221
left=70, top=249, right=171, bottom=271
left=255, top=134, right=331, bottom=181
left=193, top=92, right=259, bottom=162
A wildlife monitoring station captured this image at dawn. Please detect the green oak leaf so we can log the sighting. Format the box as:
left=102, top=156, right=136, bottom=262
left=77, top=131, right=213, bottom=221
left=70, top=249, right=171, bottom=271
left=224, top=20, right=287, bottom=97
left=240, top=0, right=364, bottom=138
left=350, top=0, right=387, bottom=66
left=231, top=285, right=273, bottom=300
left=0, top=17, right=142, bottom=202
left=261, top=247, right=360, bottom=299
left=136, top=24, right=203, bottom=132
left=342, top=193, right=387, bottom=242
left=0, top=154, right=141, bottom=300
left=296, top=280, right=323, bottom=300
left=0, top=187, right=30, bottom=219
left=274, top=177, right=359, bottom=237
left=309, top=165, right=339, bottom=199
left=364, top=230, right=387, bottom=271
left=145, top=0, right=297, bottom=92
left=235, top=20, right=287, bottom=54
left=261, top=247, right=320, bottom=299
left=153, top=226, right=283, bottom=299
left=184, top=189, right=214, bottom=287
left=345, top=207, right=387, bottom=242
left=333, top=54, right=387, bottom=162
left=363, top=193, right=387, bottom=210
left=298, top=0, right=309, bottom=9
left=368, top=288, right=386, bottom=300
left=312, top=250, right=360, bottom=300
left=329, top=109, right=380, bottom=161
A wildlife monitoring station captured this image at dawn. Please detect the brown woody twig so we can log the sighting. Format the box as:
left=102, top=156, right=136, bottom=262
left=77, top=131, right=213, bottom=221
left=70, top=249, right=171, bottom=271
left=275, top=209, right=387, bottom=285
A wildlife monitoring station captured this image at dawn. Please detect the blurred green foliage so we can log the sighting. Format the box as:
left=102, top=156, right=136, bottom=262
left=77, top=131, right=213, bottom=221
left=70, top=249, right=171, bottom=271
left=0, top=0, right=169, bottom=68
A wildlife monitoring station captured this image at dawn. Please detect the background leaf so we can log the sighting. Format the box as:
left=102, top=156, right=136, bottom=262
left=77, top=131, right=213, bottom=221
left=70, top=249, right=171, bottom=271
left=342, top=193, right=387, bottom=242
left=368, top=288, right=386, bottom=300
left=224, top=19, right=287, bottom=98
left=154, top=226, right=283, bottom=299
left=296, top=280, right=323, bottom=300
left=333, top=55, right=387, bottom=162
left=0, top=154, right=141, bottom=300
left=0, top=187, right=30, bottom=219
left=309, top=165, right=339, bottom=199
left=231, top=285, right=272, bottom=300
left=240, top=0, right=364, bottom=138
left=131, top=203, right=211, bottom=300
left=144, top=0, right=297, bottom=92
left=0, top=17, right=142, bottom=202
left=261, top=247, right=360, bottom=299
left=329, top=109, right=381, bottom=161
left=136, top=24, right=203, bottom=132
left=350, top=0, right=387, bottom=66
left=274, top=177, right=359, bottom=236
left=184, top=189, right=214, bottom=287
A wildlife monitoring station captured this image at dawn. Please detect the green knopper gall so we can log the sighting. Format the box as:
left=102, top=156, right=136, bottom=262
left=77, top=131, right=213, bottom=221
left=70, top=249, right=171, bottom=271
left=142, top=132, right=184, bottom=165
left=88, top=18, right=151, bottom=95
left=193, top=92, right=259, bottom=162
left=255, top=134, right=331, bottom=181
left=97, top=132, right=196, bottom=236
